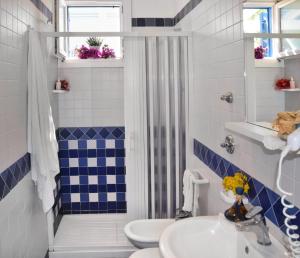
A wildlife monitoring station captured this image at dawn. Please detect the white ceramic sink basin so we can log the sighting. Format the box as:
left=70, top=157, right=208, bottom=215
left=159, top=214, right=288, bottom=258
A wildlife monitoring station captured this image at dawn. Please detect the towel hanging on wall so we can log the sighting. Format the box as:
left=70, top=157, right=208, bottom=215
left=27, top=29, right=60, bottom=213
left=182, top=169, right=200, bottom=213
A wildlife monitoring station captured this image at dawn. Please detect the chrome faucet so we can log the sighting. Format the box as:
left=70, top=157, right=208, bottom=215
left=235, top=206, right=272, bottom=246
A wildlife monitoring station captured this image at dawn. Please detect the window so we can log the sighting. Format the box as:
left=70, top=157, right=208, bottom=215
left=279, top=0, right=300, bottom=52
left=243, top=8, right=272, bottom=57
left=66, top=4, right=122, bottom=58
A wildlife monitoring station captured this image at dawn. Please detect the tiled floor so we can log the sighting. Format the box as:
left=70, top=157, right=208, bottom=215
left=53, top=214, right=136, bottom=256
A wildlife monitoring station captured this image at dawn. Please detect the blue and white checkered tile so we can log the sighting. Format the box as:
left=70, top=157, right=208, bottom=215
left=0, top=153, right=31, bottom=202
left=58, top=127, right=126, bottom=214
left=57, top=127, right=125, bottom=141
left=193, top=139, right=300, bottom=237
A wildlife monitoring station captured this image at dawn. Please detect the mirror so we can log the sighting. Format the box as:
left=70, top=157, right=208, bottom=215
left=244, top=0, right=300, bottom=131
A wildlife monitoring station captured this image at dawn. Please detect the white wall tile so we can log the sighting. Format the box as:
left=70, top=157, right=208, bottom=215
left=58, top=67, right=124, bottom=127
left=0, top=175, right=48, bottom=258
left=88, top=158, right=97, bottom=167
left=106, top=157, right=116, bottom=166
left=0, top=1, right=56, bottom=257
left=69, top=158, right=79, bottom=167
left=106, top=139, right=115, bottom=148
left=284, top=59, right=300, bottom=111
left=108, top=192, right=116, bottom=201
left=68, top=140, right=78, bottom=149
left=71, top=193, right=80, bottom=202
left=87, top=140, right=97, bottom=149
left=70, top=176, right=80, bottom=185
left=177, top=0, right=300, bottom=243
left=89, top=193, right=98, bottom=202
left=107, top=175, right=116, bottom=184
left=88, top=175, right=98, bottom=185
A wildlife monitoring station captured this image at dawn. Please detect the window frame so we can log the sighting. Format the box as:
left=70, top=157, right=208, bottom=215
left=243, top=6, right=273, bottom=57
left=275, top=0, right=299, bottom=53
left=66, top=4, right=123, bottom=58
left=56, top=0, right=68, bottom=57
left=56, top=0, right=132, bottom=63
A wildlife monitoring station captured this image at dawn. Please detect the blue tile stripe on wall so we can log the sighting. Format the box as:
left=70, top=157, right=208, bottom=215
left=0, top=153, right=31, bottom=201
left=132, top=0, right=202, bottom=27
left=132, top=18, right=175, bottom=27
left=193, top=139, right=300, bottom=237
left=30, top=0, right=53, bottom=22
left=57, top=127, right=126, bottom=214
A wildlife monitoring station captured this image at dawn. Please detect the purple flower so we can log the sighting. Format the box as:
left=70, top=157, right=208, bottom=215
left=76, top=44, right=115, bottom=59
left=77, top=45, right=90, bottom=59
left=100, top=45, right=116, bottom=59
left=254, top=46, right=266, bottom=59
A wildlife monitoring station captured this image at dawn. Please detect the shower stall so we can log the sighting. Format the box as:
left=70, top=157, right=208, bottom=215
left=38, top=31, right=190, bottom=258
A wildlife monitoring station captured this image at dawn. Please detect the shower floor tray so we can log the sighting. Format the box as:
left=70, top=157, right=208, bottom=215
left=50, top=214, right=137, bottom=258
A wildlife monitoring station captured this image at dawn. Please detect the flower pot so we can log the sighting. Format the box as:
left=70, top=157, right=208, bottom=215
left=89, top=46, right=101, bottom=50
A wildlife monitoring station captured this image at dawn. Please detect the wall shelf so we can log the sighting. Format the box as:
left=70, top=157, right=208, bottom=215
left=277, top=50, right=300, bottom=61
left=225, top=122, right=277, bottom=143
left=276, top=88, right=300, bottom=92
left=225, top=122, right=300, bottom=154
left=53, top=90, right=68, bottom=94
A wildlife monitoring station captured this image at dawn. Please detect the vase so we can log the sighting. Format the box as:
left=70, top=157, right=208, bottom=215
left=89, top=46, right=101, bottom=50
left=224, top=194, right=248, bottom=222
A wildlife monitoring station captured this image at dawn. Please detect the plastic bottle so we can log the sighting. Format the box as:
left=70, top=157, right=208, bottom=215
left=55, top=80, right=62, bottom=90
left=290, top=77, right=296, bottom=89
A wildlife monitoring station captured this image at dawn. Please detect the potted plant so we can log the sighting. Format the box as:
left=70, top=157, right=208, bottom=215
left=86, top=37, right=103, bottom=50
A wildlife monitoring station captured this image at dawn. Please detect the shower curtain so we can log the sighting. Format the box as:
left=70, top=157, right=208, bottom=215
left=125, top=36, right=188, bottom=219
left=28, top=30, right=60, bottom=213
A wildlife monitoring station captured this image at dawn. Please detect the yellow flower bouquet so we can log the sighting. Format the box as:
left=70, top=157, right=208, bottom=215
left=223, top=172, right=250, bottom=195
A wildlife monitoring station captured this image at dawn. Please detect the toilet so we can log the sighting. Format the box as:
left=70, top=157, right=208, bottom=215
left=129, top=248, right=162, bottom=258
left=124, top=219, right=175, bottom=248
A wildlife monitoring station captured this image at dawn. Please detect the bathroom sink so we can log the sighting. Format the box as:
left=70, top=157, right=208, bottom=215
left=159, top=214, right=288, bottom=258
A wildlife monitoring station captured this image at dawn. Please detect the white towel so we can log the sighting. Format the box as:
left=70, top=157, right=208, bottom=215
left=182, top=169, right=200, bottom=213
left=192, top=170, right=201, bottom=216
left=27, top=30, right=60, bottom=213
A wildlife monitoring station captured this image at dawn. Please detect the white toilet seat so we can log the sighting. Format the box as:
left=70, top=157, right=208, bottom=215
left=124, top=219, right=175, bottom=248
left=129, top=248, right=162, bottom=258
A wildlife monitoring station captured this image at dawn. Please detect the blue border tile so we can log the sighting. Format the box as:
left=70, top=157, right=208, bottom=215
left=0, top=153, right=31, bottom=202
left=132, top=0, right=202, bottom=27
left=30, top=0, right=53, bottom=23
left=58, top=127, right=125, bottom=140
